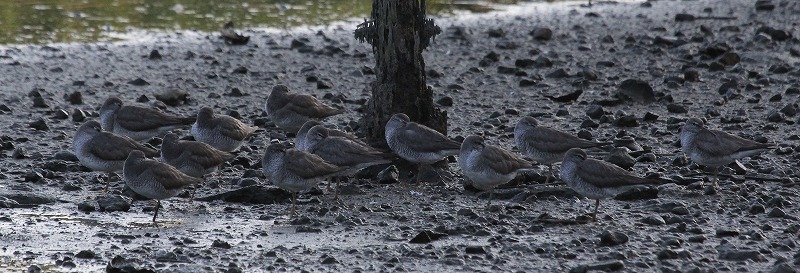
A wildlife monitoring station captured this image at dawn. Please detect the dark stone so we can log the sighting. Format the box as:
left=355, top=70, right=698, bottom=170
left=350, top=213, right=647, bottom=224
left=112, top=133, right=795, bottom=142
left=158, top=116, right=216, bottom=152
left=0, top=196, right=20, bottom=208
left=719, top=249, right=766, bottom=262
left=605, top=148, right=635, bottom=169
left=154, top=88, right=189, bottom=106
left=195, top=185, right=291, bottom=204
left=534, top=56, right=553, bottom=68
left=519, top=79, right=537, bottom=87
left=719, top=52, right=740, bottom=66
left=53, top=109, right=69, bottom=119
left=106, top=255, right=155, bottom=273
left=212, top=239, right=232, bottom=249
left=617, top=79, right=655, bottom=103
left=585, top=104, right=604, bottom=119
left=232, top=66, right=248, bottom=74
left=32, top=97, right=49, bottom=108
left=569, top=261, right=624, bottom=273
left=780, top=104, right=796, bottom=117
left=13, top=147, right=28, bottom=159
left=530, top=27, right=553, bottom=40
left=715, top=229, right=740, bottom=237
left=755, top=0, right=775, bottom=11
left=612, top=115, right=638, bottom=127
left=409, top=230, right=447, bottom=244
left=767, top=111, right=784, bottom=122
left=377, top=165, right=399, bottom=184
left=75, top=250, right=96, bottom=259
left=127, top=78, right=149, bottom=86
left=148, top=50, right=162, bottom=60
left=67, top=91, right=83, bottom=104
left=598, top=230, right=628, bottom=246
left=515, top=59, right=535, bottom=68
left=643, top=112, right=659, bottom=121
left=546, top=68, right=569, bottom=78
left=464, top=246, right=487, bottom=254
left=317, top=79, right=333, bottom=89
left=96, top=194, right=131, bottom=212
left=700, top=42, right=730, bottom=58
left=497, top=66, right=519, bottom=75
left=641, top=215, right=666, bottom=226
left=684, top=69, right=700, bottom=82
left=29, top=118, right=49, bottom=131
left=0, top=192, right=57, bottom=205
left=666, top=104, right=688, bottom=113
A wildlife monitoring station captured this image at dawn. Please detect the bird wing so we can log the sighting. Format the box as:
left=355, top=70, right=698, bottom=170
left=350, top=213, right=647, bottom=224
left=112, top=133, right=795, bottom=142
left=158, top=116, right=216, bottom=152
left=181, top=142, right=235, bottom=168
left=285, top=149, right=346, bottom=179
left=396, top=123, right=461, bottom=154
left=310, top=137, right=389, bottom=166
left=90, top=133, right=157, bottom=160
left=214, top=116, right=257, bottom=141
left=484, top=145, right=535, bottom=175
left=142, top=161, right=203, bottom=190
left=117, top=106, right=193, bottom=131
left=576, top=158, right=656, bottom=188
left=694, top=129, right=772, bottom=156
left=285, top=94, right=344, bottom=118
left=523, top=127, right=604, bottom=153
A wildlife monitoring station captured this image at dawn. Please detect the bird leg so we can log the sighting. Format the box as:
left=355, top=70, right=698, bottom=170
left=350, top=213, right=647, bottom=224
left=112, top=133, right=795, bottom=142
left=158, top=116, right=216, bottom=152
left=290, top=192, right=297, bottom=216
left=152, top=200, right=161, bottom=224
left=103, top=172, right=112, bottom=193
left=713, top=167, right=719, bottom=188
left=545, top=164, right=553, bottom=183
left=333, top=177, right=341, bottom=201
left=591, top=199, right=600, bottom=222
left=486, top=189, right=494, bottom=209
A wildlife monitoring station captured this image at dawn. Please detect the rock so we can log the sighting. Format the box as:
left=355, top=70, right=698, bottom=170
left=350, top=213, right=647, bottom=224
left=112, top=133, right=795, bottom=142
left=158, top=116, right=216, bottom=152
left=605, top=148, right=635, bottom=169
left=768, top=208, right=786, bottom=218
left=715, top=229, right=740, bottom=237
left=0, top=196, right=20, bottom=208
left=767, top=111, right=784, bottom=122
left=612, top=115, right=638, bottom=127
left=53, top=150, right=79, bottom=161
left=641, top=215, right=666, bottom=226
left=684, top=69, right=700, bottom=82
left=96, top=194, right=131, bottom=212
left=106, top=255, right=155, bottom=273
left=66, top=91, right=83, bottom=105
left=409, top=230, right=447, bottom=244
left=436, top=97, right=453, bottom=107
left=755, top=0, right=775, bottom=11
left=780, top=104, right=797, bottom=117
left=316, top=79, right=333, bottom=89
left=718, top=249, right=766, bottom=262
left=148, top=50, right=162, bottom=60
left=617, top=79, right=655, bottom=103
left=546, top=68, right=569, bottom=78
left=769, top=263, right=796, bottom=273
left=598, top=230, right=628, bottom=246
left=0, top=191, right=57, bottom=205
left=377, top=165, right=399, bottom=184
left=13, top=147, right=28, bottom=159
left=232, top=66, right=248, bottom=74
left=479, top=52, right=499, bottom=67
left=127, top=78, right=149, bottom=86
left=530, top=27, right=553, bottom=40
left=464, top=246, right=487, bottom=254
left=32, top=97, right=49, bottom=108
left=534, top=56, right=553, bottom=68
left=569, top=261, right=624, bottom=273
left=72, top=109, right=87, bottom=122
left=497, top=66, right=519, bottom=75
left=212, top=239, right=232, bottom=249
left=154, top=88, right=189, bottom=106
left=53, top=109, right=69, bottom=119
left=495, top=40, right=519, bottom=49
left=29, top=118, right=49, bottom=131
left=666, top=103, right=688, bottom=113
left=196, top=185, right=291, bottom=204
left=718, top=52, right=740, bottom=66
left=700, top=42, right=730, bottom=58
left=585, top=104, right=604, bottom=119
left=515, top=59, right=535, bottom=68
left=75, top=250, right=97, bottom=259
left=77, top=201, right=96, bottom=212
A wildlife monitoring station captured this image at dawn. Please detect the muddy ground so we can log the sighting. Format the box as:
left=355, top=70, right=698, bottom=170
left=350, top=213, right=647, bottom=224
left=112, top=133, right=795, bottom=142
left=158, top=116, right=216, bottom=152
left=1, top=0, right=799, bottom=272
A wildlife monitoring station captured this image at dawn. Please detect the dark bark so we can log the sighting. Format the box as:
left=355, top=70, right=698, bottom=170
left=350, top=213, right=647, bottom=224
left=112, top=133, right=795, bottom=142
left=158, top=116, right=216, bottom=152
left=355, top=0, right=444, bottom=146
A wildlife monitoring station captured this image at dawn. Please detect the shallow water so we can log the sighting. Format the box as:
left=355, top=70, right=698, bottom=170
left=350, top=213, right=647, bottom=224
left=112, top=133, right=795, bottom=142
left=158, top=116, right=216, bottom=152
left=0, top=0, right=527, bottom=45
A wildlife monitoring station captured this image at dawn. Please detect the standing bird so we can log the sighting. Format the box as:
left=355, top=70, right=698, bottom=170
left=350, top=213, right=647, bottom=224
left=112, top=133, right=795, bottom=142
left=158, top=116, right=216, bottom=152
left=191, top=107, right=258, bottom=152
left=385, top=113, right=461, bottom=184
left=124, top=150, right=203, bottom=224
left=515, top=116, right=609, bottom=183
left=265, top=85, right=344, bottom=134
left=262, top=143, right=347, bottom=215
left=160, top=133, right=235, bottom=198
left=305, top=125, right=392, bottom=200
left=295, top=120, right=366, bottom=152
left=459, top=135, right=535, bottom=205
left=680, top=118, right=773, bottom=187
left=73, top=120, right=159, bottom=192
left=560, top=148, right=667, bottom=221
left=99, top=96, right=195, bottom=141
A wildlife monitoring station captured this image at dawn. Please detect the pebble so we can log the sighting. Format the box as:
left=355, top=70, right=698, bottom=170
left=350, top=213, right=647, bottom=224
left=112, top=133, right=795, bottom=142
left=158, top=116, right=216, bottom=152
left=718, top=249, right=766, bottom=262
left=148, top=49, right=162, bottom=60
left=67, top=91, right=83, bottom=104
left=436, top=96, right=453, bottom=107
left=617, top=79, right=655, bottom=103
left=530, top=27, right=553, bottom=40
left=96, top=194, right=131, bottom=212
left=598, top=230, right=628, bottom=246
left=53, top=109, right=69, bottom=119
left=212, top=239, right=232, bottom=249
left=641, top=215, right=666, bottom=226
left=605, top=148, right=635, bottom=169
left=29, top=118, right=49, bottom=131
left=569, top=260, right=624, bottom=273
left=155, top=88, right=189, bottom=106
left=107, top=255, right=152, bottom=273
left=409, top=230, right=447, bottom=244
left=377, top=165, right=399, bottom=184
left=127, top=78, right=149, bottom=86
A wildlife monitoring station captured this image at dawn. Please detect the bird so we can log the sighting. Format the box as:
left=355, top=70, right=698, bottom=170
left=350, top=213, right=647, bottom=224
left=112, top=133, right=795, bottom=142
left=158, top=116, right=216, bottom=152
left=124, top=150, right=203, bottom=224
left=99, top=96, right=195, bottom=141
left=458, top=135, right=535, bottom=205
left=160, top=133, right=235, bottom=198
left=560, top=148, right=668, bottom=221
left=515, top=116, right=610, bottom=183
left=265, top=85, right=344, bottom=134
left=304, top=125, right=392, bottom=200
left=679, top=118, right=773, bottom=187
left=73, top=120, right=159, bottom=192
left=262, top=143, right=348, bottom=215
left=295, top=120, right=366, bottom=152
left=191, top=107, right=258, bottom=152
left=385, top=113, right=461, bottom=184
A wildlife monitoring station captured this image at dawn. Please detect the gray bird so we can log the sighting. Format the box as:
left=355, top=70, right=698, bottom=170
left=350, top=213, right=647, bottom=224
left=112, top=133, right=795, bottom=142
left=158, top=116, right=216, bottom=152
left=124, top=150, right=203, bottom=223
left=160, top=133, right=234, bottom=199
left=265, top=85, right=344, bottom=134
left=262, top=143, right=348, bottom=215
left=459, top=135, right=535, bottom=204
left=680, top=118, right=773, bottom=187
left=73, top=120, right=159, bottom=192
left=560, top=148, right=667, bottom=221
left=295, top=120, right=366, bottom=152
left=305, top=125, right=392, bottom=200
left=385, top=113, right=461, bottom=184
left=515, top=116, right=610, bottom=183
left=99, top=96, right=195, bottom=141
left=191, top=107, right=258, bottom=152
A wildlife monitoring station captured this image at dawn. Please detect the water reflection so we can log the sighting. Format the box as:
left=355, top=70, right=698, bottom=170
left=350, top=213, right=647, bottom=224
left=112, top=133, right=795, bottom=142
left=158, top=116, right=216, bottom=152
left=0, top=0, right=522, bottom=45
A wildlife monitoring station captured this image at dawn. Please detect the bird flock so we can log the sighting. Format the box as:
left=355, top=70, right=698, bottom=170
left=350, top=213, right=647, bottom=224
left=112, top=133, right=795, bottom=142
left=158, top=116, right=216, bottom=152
left=72, top=85, right=774, bottom=224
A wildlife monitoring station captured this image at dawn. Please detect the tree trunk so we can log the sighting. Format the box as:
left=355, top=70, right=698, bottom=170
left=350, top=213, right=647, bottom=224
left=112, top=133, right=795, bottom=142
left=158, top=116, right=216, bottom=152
left=356, top=0, right=446, bottom=146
